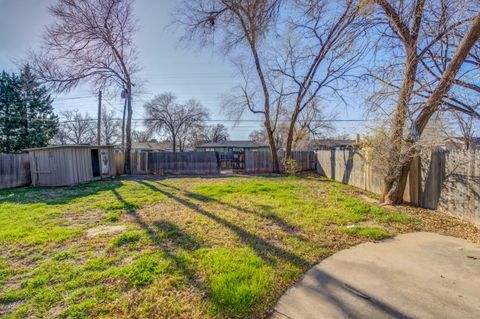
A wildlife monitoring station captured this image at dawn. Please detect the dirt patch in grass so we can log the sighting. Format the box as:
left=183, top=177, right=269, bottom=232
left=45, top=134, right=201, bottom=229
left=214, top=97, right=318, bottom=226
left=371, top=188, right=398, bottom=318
left=86, top=225, right=127, bottom=238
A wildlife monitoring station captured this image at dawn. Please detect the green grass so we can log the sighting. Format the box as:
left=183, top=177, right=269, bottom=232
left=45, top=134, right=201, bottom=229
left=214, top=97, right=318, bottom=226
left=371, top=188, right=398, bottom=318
left=112, top=231, right=142, bottom=247
left=0, top=175, right=422, bottom=318
left=339, top=226, right=393, bottom=239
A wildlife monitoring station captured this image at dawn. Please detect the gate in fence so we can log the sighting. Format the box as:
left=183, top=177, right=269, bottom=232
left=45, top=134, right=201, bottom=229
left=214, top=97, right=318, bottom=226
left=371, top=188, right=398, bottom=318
left=217, top=151, right=245, bottom=170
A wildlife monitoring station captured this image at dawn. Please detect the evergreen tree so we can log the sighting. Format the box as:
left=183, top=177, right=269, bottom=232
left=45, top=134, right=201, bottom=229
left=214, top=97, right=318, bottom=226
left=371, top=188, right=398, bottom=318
left=0, top=71, right=22, bottom=153
left=0, top=65, right=58, bottom=153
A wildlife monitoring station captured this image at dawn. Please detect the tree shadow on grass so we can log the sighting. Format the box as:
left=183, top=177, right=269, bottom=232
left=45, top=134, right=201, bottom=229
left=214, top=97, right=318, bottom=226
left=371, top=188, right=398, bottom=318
left=111, top=183, right=309, bottom=318
left=154, top=181, right=307, bottom=239
left=276, top=267, right=412, bottom=319
left=134, top=180, right=308, bottom=267
left=111, top=188, right=201, bottom=283
left=0, top=180, right=122, bottom=205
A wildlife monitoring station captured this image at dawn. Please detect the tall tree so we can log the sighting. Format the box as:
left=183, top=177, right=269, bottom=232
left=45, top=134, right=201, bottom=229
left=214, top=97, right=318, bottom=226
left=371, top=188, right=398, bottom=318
left=0, top=71, right=22, bottom=153
left=144, top=93, right=208, bottom=152
left=177, top=0, right=284, bottom=172
left=367, top=0, right=480, bottom=204
left=32, top=0, right=139, bottom=173
left=0, top=66, right=58, bottom=153
left=272, top=0, right=366, bottom=159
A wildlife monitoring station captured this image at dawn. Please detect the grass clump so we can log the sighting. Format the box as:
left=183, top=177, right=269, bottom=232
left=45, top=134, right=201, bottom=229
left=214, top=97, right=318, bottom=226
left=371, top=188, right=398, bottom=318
left=340, top=226, right=393, bottom=239
left=113, top=252, right=171, bottom=288
left=112, top=231, right=142, bottom=247
left=105, top=212, right=120, bottom=222
left=197, top=247, right=273, bottom=317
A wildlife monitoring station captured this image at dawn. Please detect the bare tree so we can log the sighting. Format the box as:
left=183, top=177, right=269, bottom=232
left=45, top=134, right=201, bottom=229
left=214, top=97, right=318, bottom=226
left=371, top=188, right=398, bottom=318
left=272, top=0, right=366, bottom=159
left=32, top=0, right=139, bottom=173
left=366, top=0, right=480, bottom=204
left=197, top=124, right=230, bottom=143
left=144, top=93, right=209, bottom=152
left=54, top=110, right=96, bottom=145
left=176, top=0, right=284, bottom=172
left=454, top=112, right=476, bottom=150
left=132, top=129, right=155, bottom=143
left=101, top=109, right=121, bottom=145
left=205, top=124, right=230, bottom=142
left=248, top=102, right=333, bottom=151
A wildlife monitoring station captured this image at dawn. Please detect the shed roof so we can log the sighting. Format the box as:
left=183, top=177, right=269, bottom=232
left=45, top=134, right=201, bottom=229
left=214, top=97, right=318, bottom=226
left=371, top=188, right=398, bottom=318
left=131, top=142, right=168, bottom=151
left=24, top=145, right=115, bottom=151
left=196, top=140, right=269, bottom=148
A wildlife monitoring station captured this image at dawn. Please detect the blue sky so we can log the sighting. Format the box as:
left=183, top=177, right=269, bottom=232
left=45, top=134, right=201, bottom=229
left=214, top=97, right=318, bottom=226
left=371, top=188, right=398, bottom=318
left=0, top=0, right=368, bottom=140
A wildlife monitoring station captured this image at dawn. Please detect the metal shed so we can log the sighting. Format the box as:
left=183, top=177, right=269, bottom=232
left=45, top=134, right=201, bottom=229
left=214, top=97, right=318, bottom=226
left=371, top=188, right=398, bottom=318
left=25, top=145, right=116, bottom=186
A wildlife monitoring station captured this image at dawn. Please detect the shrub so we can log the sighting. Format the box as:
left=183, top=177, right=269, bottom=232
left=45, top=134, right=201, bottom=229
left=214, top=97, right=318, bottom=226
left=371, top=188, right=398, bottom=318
left=283, top=158, right=300, bottom=175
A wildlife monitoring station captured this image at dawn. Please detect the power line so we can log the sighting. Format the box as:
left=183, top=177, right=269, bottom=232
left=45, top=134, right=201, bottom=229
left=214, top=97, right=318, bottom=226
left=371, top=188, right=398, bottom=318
left=1, top=115, right=382, bottom=124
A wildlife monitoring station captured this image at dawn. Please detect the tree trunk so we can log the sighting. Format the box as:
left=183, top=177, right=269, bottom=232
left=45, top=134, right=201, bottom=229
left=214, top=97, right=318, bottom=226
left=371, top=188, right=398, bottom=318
left=382, top=14, right=480, bottom=204
left=172, top=132, right=177, bottom=153
left=381, top=48, right=419, bottom=204
left=285, top=107, right=300, bottom=160
left=266, top=126, right=280, bottom=173
left=381, top=158, right=412, bottom=204
left=124, top=84, right=133, bottom=174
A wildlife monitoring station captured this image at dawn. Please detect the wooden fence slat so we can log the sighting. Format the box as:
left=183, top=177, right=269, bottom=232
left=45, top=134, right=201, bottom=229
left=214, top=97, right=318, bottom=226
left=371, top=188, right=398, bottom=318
left=0, top=153, right=31, bottom=190
left=118, top=151, right=220, bottom=175
left=316, top=149, right=480, bottom=226
left=244, top=151, right=316, bottom=173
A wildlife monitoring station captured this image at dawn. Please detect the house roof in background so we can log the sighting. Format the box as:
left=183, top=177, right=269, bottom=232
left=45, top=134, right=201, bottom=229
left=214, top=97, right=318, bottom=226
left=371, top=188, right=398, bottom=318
left=311, top=139, right=356, bottom=147
left=196, top=140, right=269, bottom=148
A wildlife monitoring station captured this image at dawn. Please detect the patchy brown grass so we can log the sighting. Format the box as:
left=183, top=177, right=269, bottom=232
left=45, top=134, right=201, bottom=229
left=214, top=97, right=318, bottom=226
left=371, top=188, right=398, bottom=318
left=0, top=174, right=477, bottom=319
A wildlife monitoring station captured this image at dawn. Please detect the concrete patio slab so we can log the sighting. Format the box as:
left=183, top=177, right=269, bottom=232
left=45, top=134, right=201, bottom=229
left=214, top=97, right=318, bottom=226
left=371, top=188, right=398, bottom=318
left=271, top=232, right=480, bottom=319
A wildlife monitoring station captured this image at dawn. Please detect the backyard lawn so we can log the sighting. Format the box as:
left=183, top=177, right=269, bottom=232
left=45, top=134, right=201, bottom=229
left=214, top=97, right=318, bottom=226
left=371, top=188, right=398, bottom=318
left=0, top=174, right=478, bottom=318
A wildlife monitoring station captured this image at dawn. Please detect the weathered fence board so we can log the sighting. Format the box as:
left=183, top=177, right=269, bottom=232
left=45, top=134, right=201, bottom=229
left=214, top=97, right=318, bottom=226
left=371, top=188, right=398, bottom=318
left=316, top=149, right=480, bottom=226
left=0, top=153, right=31, bottom=189
left=148, top=152, right=219, bottom=175
left=116, top=151, right=221, bottom=175
left=245, top=151, right=316, bottom=173
left=115, top=152, right=124, bottom=175
left=245, top=151, right=274, bottom=173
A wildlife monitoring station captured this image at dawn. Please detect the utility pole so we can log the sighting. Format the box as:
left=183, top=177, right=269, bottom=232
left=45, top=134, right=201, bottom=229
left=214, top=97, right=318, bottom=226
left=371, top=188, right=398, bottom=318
left=97, top=90, right=102, bottom=145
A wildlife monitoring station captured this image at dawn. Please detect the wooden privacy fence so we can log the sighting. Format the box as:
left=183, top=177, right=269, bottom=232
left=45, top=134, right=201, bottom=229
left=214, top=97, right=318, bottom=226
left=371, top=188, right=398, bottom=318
left=116, top=151, right=220, bottom=175
left=316, top=149, right=480, bottom=226
left=115, top=152, right=124, bottom=175
left=244, top=151, right=316, bottom=173
left=0, top=153, right=31, bottom=190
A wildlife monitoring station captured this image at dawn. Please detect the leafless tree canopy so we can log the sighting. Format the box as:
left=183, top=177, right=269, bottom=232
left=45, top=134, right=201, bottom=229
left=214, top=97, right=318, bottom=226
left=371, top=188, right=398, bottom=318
left=144, top=93, right=209, bottom=152
left=270, top=0, right=368, bottom=157
left=33, top=0, right=139, bottom=92
left=54, top=110, right=96, bottom=145
left=101, top=109, right=121, bottom=145
left=196, top=124, right=230, bottom=144
left=132, top=129, right=155, bottom=143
